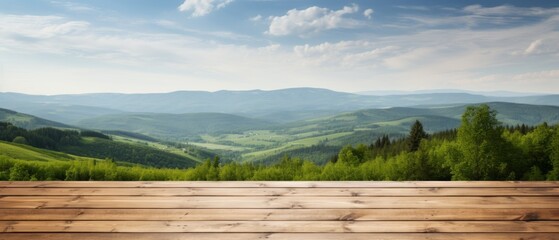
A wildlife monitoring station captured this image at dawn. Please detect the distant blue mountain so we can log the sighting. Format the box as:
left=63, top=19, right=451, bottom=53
left=1, top=88, right=558, bottom=123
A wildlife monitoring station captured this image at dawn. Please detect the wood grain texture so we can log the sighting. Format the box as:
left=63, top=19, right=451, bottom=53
left=2, top=233, right=559, bottom=240
left=2, top=220, right=559, bottom=233
left=2, top=196, right=558, bottom=209
left=2, top=181, right=559, bottom=188
left=3, top=187, right=559, bottom=196
left=1, top=181, right=558, bottom=239
left=1, top=208, right=556, bottom=221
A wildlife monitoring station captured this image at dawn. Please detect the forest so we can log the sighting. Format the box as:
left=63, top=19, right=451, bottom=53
left=0, top=123, right=198, bottom=168
left=1, top=104, right=558, bottom=181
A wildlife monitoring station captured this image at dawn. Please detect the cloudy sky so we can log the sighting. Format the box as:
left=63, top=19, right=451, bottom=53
left=0, top=0, right=558, bottom=94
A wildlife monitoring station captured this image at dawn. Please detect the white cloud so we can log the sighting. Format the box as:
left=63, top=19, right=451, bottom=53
left=363, top=9, right=374, bottom=19
left=50, top=1, right=95, bottom=12
left=463, top=4, right=559, bottom=16
left=0, top=14, right=316, bottom=94
left=216, top=0, right=232, bottom=9
left=2, top=5, right=559, bottom=94
left=294, top=41, right=397, bottom=67
left=155, top=20, right=178, bottom=28
left=267, top=4, right=362, bottom=37
left=155, top=19, right=254, bottom=41
left=43, top=21, right=90, bottom=35
left=467, top=70, right=559, bottom=93
left=396, top=6, right=429, bottom=11
left=0, top=15, right=89, bottom=39
left=294, top=41, right=372, bottom=57
left=524, top=39, right=543, bottom=55
left=404, top=5, right=559, bottom=27
left=258, top=44, right=281, bottom=53
left=383, top=47, right=437, bottom=69
left=373, top=14, right=559, bottom=90
left=521, top=38, right=559, bottom=55
left=512, top=69, right=559, bottom=80
left=250, top=14, right=262, bottom=21
left=178, top=0, right=233, bottom=17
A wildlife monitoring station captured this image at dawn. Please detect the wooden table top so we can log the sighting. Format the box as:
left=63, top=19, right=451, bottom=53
left=1, top=181, right=559, bottom=239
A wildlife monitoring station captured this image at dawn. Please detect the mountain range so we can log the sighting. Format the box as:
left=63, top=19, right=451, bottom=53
left=1, top=88, right=558, bottom=124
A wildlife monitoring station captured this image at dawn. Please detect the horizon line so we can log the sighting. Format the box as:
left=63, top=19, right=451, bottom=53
left=0, top=87, right=553, bottom=97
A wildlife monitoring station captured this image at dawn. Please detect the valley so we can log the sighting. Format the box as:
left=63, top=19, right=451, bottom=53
left=3, top=89, right=558, bottom=165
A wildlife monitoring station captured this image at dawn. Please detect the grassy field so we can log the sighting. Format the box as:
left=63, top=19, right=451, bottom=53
left=0, top=140, right=200, bottom=170
left=0, top=108, right=70, bottom=129
left=0, top=141, right=96, bottom=163
left=67, top=110, right=464, bottom=164
left=188, top=142, right=251, bottom=152
left=184, top=111, right=462, bottom=163
left=111, top=135, right=205, bottom=162
left=190, top=129, right=358, bottom=162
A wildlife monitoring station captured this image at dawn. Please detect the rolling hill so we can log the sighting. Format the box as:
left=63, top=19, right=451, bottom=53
left=0, top=140, right=77, bottom=163
left=0, top=100, right=124, bottom=124
left=77, top=112, right=275, bottom=139
left=59, top=136, right=199, bottom=168
left=0, top=141, right=203, bottom=181
left=186, top=102, right=559, bottom=163
left=0, top=108, right=71, bottom=129
left=285, top=102, right=559, bottom=136
left=0, top=109, right=205, bottom=168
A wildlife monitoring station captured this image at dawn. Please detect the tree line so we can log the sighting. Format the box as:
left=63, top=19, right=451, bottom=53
left=0, top=123, right=115, bottom=150
left=326, top=105, right=559, bottom=180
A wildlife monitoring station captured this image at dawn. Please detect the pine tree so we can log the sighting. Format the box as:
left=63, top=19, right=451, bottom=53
left=408, top=120, right=428, bottom=152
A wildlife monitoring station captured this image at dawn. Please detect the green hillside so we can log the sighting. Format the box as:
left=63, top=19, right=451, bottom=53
left=77, top=112, right=274, bottom=139
left=0, top=141, right=77, bottom=163
left=0, top=108, right=71, bottom=129
left=0, top=122, right=200, bottom=168
left=186, top=102, right=559, bottom=163
left=480, top=102, right=559, bottom=125
left=0, top=108, right=219, bottom=167
left=101, top=130, right=159, bottom=142
left=0, top=141, right=198, bottom=181
left=60, top=137, right=199, bottom=168
left=286, top=102, right=559, bottom=135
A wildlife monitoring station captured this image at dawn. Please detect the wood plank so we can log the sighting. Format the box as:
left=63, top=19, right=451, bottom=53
left=2, top=220, right=559, bottom=233
left=3, top=187, right=559, bottom=196
left=2, top=196, right=558, bottom=209
left=1, top=208, right=557, bottom=221
left=2, top=233, right=558, bottom=240
left=2, top=181, right=557, bottom=239
left=2, top=181, right=559, bottom=188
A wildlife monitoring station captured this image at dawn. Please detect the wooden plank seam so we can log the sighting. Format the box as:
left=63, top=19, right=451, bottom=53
left=0, top=181, right=558, bottom=240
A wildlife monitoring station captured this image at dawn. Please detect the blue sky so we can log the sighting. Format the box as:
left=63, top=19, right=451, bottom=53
left=0, top=0, right=558, bottom=94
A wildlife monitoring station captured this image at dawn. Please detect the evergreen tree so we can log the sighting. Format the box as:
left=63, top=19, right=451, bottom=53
left=408, top=120, right=428, bottom=152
